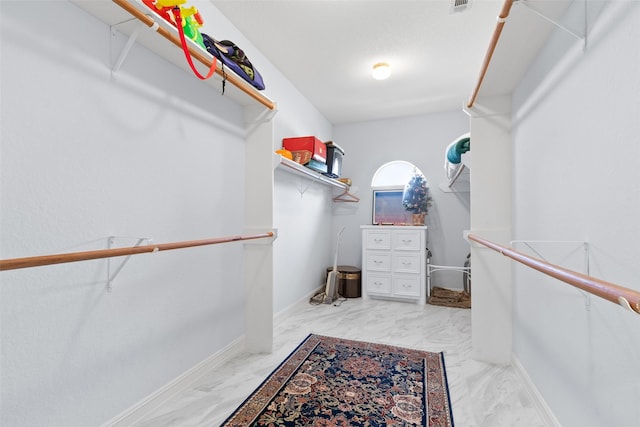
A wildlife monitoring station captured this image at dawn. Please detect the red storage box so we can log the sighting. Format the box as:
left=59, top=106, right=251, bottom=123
left=282, top=136, right=326, bottom=163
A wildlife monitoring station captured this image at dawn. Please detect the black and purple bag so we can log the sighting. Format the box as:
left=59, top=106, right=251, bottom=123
left=201, top=34, right=265, bottom=91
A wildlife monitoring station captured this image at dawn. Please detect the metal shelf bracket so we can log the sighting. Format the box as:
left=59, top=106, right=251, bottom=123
left=516, top=0, right=587, bottom=51
left=511, top=240, right=591, bottom=310
left=110, top=18, right=145, bottom=76
left=106, top=236, right=152, bottom=292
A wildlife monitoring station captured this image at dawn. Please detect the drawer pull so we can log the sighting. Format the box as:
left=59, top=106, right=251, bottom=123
left=402, top=261, right=412, bottom=265
left=374, top=238, right=383, bottom=243
left=373, top=260, right=383, bottom=264
left=402, top=239, right=413, bottom=243
left=402, top=283, right=412, bottom=288
left=373, top=281, right=383, bottom=286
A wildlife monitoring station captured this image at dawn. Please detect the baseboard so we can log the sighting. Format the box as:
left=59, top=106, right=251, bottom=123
left=101, top=336, right=245, bottom=427
left=511, top=355, right=561, bottom=427
left=274, top=285, right=325, bottom=325
left=104, top=289, right=320, bottom=426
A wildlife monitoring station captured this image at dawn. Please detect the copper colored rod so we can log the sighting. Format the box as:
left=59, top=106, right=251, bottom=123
left=468, top=234, right=640, bottom=314
left=467, top=0, right=514, bottom=108
left=111, top=0, right=276, bottom=110
left=0, top=232, right=274, bottom=271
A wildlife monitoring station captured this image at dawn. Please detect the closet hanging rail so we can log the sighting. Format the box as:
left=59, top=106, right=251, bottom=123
left=468, top=233, right=640, bottom=315
left=0, top=232, right=274, bottom=272
left=111, top=0, right=276, bottom=110
left=467, top=0, right=514, bottom=108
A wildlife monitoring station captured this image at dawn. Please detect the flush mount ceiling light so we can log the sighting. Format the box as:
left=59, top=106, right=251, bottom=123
left=372, top=62, right=391, bottom=80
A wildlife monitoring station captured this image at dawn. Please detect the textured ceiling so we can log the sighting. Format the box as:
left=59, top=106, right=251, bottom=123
left=212, top=0, right=572, bottom=124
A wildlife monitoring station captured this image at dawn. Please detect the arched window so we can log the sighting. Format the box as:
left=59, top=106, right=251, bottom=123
left=371, top=161, right=429, bottom=225
left=371, top=160, right=424, bottom=188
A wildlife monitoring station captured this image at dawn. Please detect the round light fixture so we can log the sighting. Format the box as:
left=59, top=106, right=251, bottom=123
left=372, top=62, right=391, bottom=80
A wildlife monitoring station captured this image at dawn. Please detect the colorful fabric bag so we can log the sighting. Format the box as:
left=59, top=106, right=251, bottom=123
left=201, top=34, right=266, bottom=91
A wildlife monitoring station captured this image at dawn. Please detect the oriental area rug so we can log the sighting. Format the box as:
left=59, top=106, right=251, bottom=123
left=221, top=334, right=453, bottom=426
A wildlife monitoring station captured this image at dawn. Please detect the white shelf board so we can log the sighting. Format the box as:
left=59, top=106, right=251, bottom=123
left=274, top=155, right=349, bottom=190
left=70, top=0, right=275, bottom=109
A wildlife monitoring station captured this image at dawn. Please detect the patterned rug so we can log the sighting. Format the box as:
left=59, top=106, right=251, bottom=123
left=221, top=334, right=453, bottom=426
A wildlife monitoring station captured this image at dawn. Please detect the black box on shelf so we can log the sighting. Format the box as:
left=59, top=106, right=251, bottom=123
left=324, top=141, right=344, bottom=178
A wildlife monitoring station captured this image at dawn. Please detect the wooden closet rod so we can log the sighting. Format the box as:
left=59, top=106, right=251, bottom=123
left=111, top=0, right=276, bottom=110
left=468, top=234, right=640, bottom=315
left=0, top=232, right=274, bottom=272
left=467, top=0, right=514, bottom=108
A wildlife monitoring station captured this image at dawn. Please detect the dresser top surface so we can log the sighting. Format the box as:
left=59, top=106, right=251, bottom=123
left=361, top=225, right=427, bottom=230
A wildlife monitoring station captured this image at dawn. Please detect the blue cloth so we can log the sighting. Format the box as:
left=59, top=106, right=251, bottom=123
left=446, top=137, right=470, bottom=164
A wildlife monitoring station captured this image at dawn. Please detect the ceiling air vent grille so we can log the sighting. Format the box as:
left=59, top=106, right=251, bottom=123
left=451, top=0, right=471, bottom=13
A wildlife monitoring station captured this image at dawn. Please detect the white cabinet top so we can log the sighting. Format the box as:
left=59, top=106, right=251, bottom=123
left=361, top=225, right=427, bottom=230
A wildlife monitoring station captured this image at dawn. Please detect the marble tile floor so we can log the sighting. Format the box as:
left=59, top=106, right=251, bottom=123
left=135, top=297, right=547, bottom=426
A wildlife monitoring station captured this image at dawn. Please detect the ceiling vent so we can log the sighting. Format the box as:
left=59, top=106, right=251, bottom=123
left=451, top=0, right=471, bottom=13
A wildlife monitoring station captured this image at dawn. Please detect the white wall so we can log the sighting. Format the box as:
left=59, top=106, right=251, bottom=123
left=333, top=112, right=470, bottom=289
left=511, top=0, right=640, bottom=425
left=270, top=69, right=334, bottom=315
left=0, top=1, right=333, bottom=425
left=469, top=95, right=513, bottom=364
left=273, top=173, right=333, bottom=312
left=1, top=2, right=245, bottom=425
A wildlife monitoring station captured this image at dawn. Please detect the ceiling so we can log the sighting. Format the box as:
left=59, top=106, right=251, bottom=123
left=211, top=0, right=573, bottom=125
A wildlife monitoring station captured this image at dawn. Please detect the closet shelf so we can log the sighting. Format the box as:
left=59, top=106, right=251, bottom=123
left=70, top=0, right=276, bottom=110
left=274, top=155, right=349, bottom=190
left=440, top=133, right=471, bottom=193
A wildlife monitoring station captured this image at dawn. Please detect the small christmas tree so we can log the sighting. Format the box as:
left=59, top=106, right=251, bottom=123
left=402, top=172, right=430, bottom=224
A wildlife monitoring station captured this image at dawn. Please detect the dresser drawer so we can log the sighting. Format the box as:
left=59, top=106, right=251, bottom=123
left=393, top=253, right=421, bottom=274
left=365, top=251, right=391, bottom=271
left=365, top=230, right=391, bottom=250
left=393, top=274, right=421, bottom=297
left=393, top=230, right=422, bottom=251
left=366, top=273, right=391, bottom=295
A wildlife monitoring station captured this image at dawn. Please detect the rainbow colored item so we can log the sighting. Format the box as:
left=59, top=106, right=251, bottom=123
left=142, top=0, right=205, bottom=49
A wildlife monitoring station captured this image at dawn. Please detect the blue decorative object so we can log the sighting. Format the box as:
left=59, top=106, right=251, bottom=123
left=446, top=136, right=471, bottom=164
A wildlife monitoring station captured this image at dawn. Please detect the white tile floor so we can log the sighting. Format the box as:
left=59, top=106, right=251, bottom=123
left=135, top=297, right=546, bottom=426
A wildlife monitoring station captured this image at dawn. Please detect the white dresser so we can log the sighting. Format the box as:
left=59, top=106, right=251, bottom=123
left=361, top=225, right=428, bottom=305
